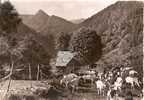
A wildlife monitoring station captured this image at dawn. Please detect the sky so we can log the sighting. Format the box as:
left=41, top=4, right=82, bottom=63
left=4, top=0, right=143, bottom=20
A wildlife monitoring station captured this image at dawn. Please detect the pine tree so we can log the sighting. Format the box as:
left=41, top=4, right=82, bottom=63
left=0, top=1, right=21, bottom=33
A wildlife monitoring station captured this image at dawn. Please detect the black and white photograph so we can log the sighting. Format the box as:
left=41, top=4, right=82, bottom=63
left=0, top=0, right=143, bottom=100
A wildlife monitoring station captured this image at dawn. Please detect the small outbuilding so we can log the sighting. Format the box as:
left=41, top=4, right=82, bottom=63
left=55, top=51, right=81, bottom=74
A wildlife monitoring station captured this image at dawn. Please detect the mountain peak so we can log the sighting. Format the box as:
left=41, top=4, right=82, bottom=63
left=36, top=9, right=49, bottom=17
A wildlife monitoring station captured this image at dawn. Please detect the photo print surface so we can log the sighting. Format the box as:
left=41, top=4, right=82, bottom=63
left=0, top=0, right=143, bottom=100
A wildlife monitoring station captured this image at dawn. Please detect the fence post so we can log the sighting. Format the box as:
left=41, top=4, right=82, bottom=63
left=37, top=64, right=40, bottom=81
left=7, top=61, right=14, bottom=92
left=40, top=70, right=42, bottom=80
left=29, top=64, right=32, bottom=80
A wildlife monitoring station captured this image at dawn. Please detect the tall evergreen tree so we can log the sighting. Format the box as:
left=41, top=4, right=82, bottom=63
left=0, top=1, right=21, bottom=33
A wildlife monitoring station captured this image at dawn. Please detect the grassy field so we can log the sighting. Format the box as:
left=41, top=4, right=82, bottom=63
left=0, top=80, right=142, bottom=100
left=3, top=93, right=143, bottom=100
left=68, top=93, right=142, bottom=100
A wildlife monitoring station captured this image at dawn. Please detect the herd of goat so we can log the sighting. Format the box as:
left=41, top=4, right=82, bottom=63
left=59, top=66, right=143, bottom=96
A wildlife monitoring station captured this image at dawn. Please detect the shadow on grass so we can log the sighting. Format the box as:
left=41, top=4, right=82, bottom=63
left=5, top=94, right=45, bottom=100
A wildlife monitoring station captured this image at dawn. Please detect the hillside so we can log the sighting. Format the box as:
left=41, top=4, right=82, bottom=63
left=16, top=22, right=54, bottom=55
left=79, top=1, right=143, bottom=76
left=20, top=14, right=33, bottom=25
left=0, top=21, right=55, bottom=79
left=22, top=10, right=78, bottom=36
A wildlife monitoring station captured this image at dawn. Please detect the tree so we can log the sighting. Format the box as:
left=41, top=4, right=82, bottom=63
left=23, top=39, right=51, bottom=65
left=69, top=27, right=103, bottom=65
left=22, top=39, right=52, bottom=80
left=0, top=1, right=22, bottom=64
left=0, top=1, right=21, bottom=33
left=55, top=32, right=71, bottom=51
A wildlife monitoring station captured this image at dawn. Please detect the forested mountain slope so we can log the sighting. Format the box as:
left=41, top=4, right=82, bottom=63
left=78, top=1, right=143, bottom=76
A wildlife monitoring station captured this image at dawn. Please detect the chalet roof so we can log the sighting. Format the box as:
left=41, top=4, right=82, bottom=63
left=55, top=51, right=76, bottom=66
